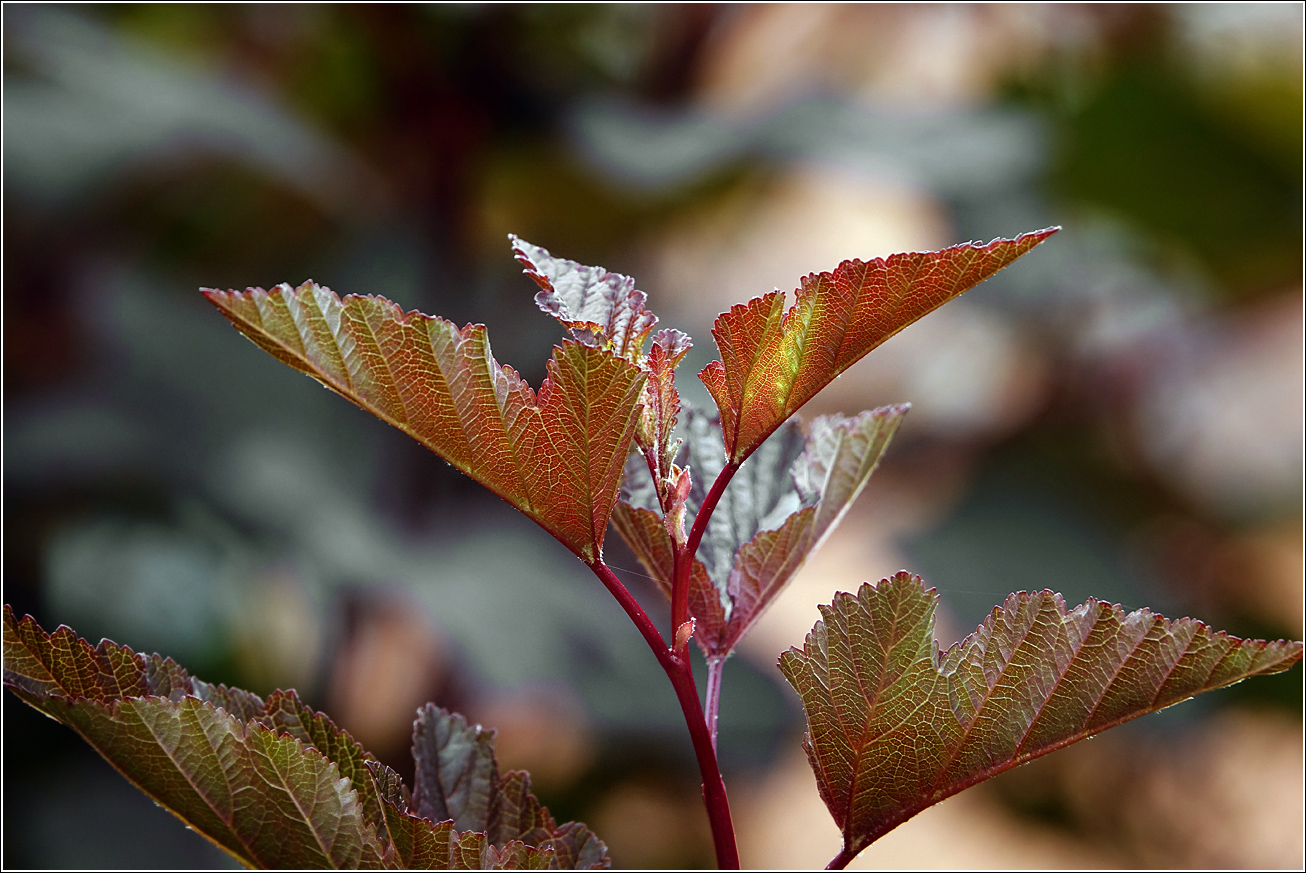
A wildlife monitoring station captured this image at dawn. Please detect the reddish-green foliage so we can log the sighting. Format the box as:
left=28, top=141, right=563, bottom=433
left=614, top=405, right=908, bottom=660
left=699, top=229, right=1056, bottom=464
left=779, top=574, right=1303, bottom=864
left=7, top=228, right=1300, bottom=870
left=2, top=606, right=609, bottom=870
left=202, top=284, right=645, bottom=564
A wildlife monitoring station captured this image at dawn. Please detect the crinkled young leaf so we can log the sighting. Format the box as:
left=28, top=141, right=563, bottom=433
left=778, top=573, right=1304, bottom=864
left=612, top=406, right=906, bottom=659
left=203, top=283, right=645, bottom=563
left=512, top=235, right=694, bottom=535
left=701, top=228, right=1057, bottom=464
left=3, top=607, right=609, bottom=870
left=613, top=408, right=802, bottom=605
left=512, top=234, right=659, bottom=360
left=609, top=486, right=728, bottom=642
left=637, top=332, right=694, bottom=541
left=684, top=409, right=807, bottom=592
left=612, top=409, right=798, bottom=645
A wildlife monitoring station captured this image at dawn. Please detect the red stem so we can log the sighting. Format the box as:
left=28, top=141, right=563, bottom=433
left=590, top=561, right=740, bottom=869
left=590, top=556, right=671, bottom=656
left=673, top=461, right=740, bottom=632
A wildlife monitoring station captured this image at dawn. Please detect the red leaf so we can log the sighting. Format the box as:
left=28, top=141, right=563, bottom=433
left=513, top=236, right=693, bottom=532
left=203, top=282, right=645, bottom=563
left=700, top=229, right=1057, bottom=463
left=779, top=573, right=1304, bottom=864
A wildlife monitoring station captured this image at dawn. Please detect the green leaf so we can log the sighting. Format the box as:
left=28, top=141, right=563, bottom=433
left=613, top=406, right=906, bottom=659
left=264, top=688, right=390, bottom=836
left=700, top=229, right=1057, bottom=464
left=778, top=573, right=1304, bottom=864
left=3, top=606, right=610, bottom=870
left=203, top=281, right=645, bottom=564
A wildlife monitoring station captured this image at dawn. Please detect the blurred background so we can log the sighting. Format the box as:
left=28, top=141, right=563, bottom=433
left=3, top=4, right=1301, bottom=868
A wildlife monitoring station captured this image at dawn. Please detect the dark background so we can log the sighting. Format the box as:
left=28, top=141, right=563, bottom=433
left=4, top=4, right=1301, bottom=868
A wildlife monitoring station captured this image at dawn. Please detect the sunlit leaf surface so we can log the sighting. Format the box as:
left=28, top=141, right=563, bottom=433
left=779, top=573, right=1304, bottom=864
left=3, top=606, right=609, bottom=870
left=203, top=282, right=645, bottom=563
left=700, top=229, right=1057, bottom=464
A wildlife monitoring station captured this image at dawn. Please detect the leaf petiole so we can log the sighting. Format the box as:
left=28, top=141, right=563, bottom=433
left=675, top=459, right=741, bottom=634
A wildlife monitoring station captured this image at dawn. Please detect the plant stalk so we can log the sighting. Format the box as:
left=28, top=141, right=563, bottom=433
left=704, top=655, right=727, bottom=751
left=672, top=460, right=740, bottom=632
left=827, top=845, right=857, bottom=869
left=590, top=561, right=740, bottom=869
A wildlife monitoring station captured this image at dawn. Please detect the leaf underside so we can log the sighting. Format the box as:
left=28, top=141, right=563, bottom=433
left=778, top=573, right=1304, bottom=863
left=3, top=606, right=609, bottom=870
left=613, top=406, right=907, bottom=660
left=701, top=228, right=1057, bottom=465
left=202, top=282, right=645, bottom=564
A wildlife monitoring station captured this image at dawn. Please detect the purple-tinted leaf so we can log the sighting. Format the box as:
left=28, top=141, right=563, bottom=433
left=412, top=705, right=499, bottom=835
left=406, top=705, right=611, bottom=869
left=700, top=229, right=1057, bottom=464
left=682, top=409, right=807, bottom=594
left=490, top=771, right=555, bottom=848
left=779, top=573, right=1304, bottom=864
left=203, top=283, right=645, bottom=564
left=712, top=406, right=906, bottom=655
left=512, top=235, right=659, bottom=360
left=543, top=822, right=611, bottom=870
left=612, top=406, right=905, bottom=660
